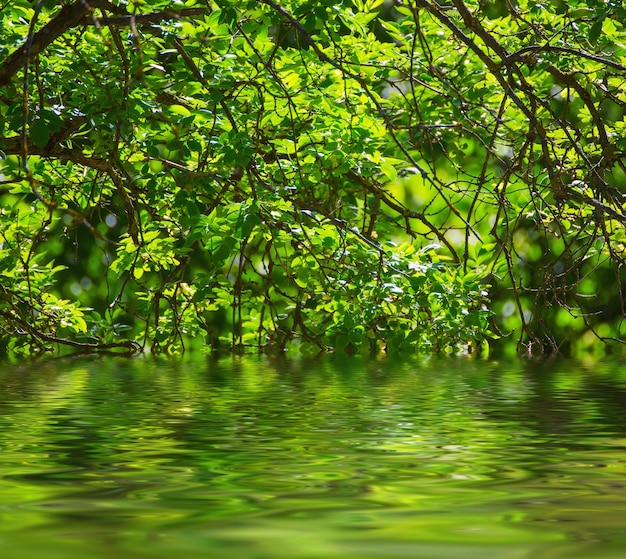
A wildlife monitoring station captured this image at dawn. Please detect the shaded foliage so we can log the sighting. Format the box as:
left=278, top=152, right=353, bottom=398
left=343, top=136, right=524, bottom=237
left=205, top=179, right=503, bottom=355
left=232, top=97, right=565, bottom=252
left=0, top=0, right=625, bottom=357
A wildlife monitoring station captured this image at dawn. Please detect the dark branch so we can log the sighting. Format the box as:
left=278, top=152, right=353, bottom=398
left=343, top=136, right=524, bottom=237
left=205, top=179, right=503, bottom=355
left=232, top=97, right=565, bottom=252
left=0, top=2, right=208, bottom=88
left=2, top=136, right=110, bottom=170
left=0, top=1, right=105, bottom=87
left=94, top=8, right=207, bottom=27
left=504, top=45, right=626, bottom=72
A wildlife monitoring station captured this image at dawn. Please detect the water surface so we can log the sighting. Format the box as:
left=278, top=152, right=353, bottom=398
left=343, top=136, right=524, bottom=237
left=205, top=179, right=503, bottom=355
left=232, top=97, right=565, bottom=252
left=0, top=355, right=625, bottom=558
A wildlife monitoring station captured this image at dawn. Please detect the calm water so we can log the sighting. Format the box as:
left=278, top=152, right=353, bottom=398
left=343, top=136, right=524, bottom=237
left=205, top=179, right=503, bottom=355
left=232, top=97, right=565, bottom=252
left=0, top=355, right=625, bottom=558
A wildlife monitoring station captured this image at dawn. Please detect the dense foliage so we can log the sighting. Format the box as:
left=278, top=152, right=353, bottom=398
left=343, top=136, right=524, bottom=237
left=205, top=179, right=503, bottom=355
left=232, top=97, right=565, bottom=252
left=1, top=0, right=625, bottom=357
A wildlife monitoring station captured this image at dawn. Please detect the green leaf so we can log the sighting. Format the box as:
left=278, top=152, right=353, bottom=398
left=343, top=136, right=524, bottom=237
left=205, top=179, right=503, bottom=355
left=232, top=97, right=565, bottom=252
left=603, top=18, right=617, bottom=37
left=380, top=162, right=397, bottom=183
left=589, top=18, right=604, bottom=43
left=30, top=119, right=49, bottom=148
left=169, top=104, right=191, bottom=117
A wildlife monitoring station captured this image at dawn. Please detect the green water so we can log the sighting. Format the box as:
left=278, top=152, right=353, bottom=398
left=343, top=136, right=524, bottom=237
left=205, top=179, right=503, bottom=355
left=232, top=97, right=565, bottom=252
left=0, top=356, right=626, bottom=559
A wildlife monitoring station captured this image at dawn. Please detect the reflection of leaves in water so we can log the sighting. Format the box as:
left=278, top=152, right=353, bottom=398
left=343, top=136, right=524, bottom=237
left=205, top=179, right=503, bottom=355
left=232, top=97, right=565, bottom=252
left=0, top=357, right=626, bottom=558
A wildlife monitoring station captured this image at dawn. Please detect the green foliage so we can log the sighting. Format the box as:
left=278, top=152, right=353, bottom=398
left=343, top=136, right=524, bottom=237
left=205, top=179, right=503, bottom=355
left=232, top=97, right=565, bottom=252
left=0, top=0, right=625, bottom=357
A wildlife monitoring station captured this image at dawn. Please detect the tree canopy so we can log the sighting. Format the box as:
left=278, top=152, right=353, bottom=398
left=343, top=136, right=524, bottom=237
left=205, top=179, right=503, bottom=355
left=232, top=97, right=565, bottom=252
left=1, top=0, right=625, bottom=358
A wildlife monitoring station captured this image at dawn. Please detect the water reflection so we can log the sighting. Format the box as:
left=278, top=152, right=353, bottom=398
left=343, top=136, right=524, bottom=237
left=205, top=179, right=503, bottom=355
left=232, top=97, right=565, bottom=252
left=0, top=356, right=625, bottom=558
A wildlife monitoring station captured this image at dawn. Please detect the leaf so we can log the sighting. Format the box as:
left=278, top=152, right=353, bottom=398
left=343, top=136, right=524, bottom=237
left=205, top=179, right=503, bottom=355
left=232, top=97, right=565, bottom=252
left=30, top=119, right=49, bottom=148
left=73, top=314, right=88, bottom=333
left=421, top=244, right=441, bottom=254
left=169, top=104, right=191, bottom=117
left=205, top=9, right=222, bottom=27
left=589, top=18, right=604, bottom=43
left=603, top=18, right=617, bottom=37
left=380, top=162, right=397, bottom=183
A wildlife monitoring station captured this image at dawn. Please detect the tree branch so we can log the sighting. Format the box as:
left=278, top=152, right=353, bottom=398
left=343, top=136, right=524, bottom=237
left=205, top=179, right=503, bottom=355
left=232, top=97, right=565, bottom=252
left=0, top=309, right=142, bottom=356
left=2, top=136, right=110, bottom=170
left=0, top=1, right=105, bottom=88
left=0, top=2, right=208, bottom=88
left=93, top=8, right=207, bottom=27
